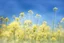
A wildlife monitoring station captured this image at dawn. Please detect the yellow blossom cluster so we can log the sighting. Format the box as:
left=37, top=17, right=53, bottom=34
left=0, top=10, right=64, bottom=43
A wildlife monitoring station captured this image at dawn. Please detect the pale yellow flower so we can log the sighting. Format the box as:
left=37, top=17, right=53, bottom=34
left=24, top=20, right=32, bottom=26
left=15, top=29, right=24, bottom=39
left=5, top=17, right=9, bottom=22
left=2, top=31, right=11, bottom=38
left=2, top=24, right=6, bottom=28
left=61, top=18, right=64, bottom=22
left=51, top=37, right=56, bottom=41
left=20, top=12, right=24, bottom=17
left=28, top=10, right=33, bottom=14
left=15, top=17, right=20, bottom=21
left=8, top=21, right=21, bottom=29
left=53, top=7, right=58, bottom=12
left=44, top=26, right=50, bottom=31
left=35, top=14, right=41, bottom=18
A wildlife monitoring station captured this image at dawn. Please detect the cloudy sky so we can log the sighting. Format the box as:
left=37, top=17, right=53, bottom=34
left=0, top=0, right=64, bottom=25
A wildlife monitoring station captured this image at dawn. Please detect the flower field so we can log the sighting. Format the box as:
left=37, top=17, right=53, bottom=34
left=0, top=10, right=64, bottom=43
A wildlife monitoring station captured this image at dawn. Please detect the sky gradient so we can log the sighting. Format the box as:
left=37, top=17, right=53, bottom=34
left=0, top=0, right=64, bottom=25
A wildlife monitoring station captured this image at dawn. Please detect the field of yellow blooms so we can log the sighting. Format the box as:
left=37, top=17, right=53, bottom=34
left=0, top=10, right=64, bottom=43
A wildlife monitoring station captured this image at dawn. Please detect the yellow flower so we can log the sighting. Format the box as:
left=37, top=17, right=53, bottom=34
left=24, top=20, right=32, bottom=26
left=35, top=14, right=41, bottom=18
left=29, top=34, right=34, bottom=40
left=2, top=31, right=11, bottom=38
left=43, top=32, right=47, bottom=36
left=5, top=17, right=9, bottom=22
left=15, top=17, right=20, bottom=21
left=2, top=24, right=6, bottom=28
left=15, top=29, right=24, bottom=39
left=41, top=21, right=47, bottom=28
left=28, top=10, right=33, bottom=14
left=20, top=12, right=24, bottom=17
left=32, top=24, right=38, bottom=32
left=53, top=7, right=58, bottom=12
left=44, top=26, right=50, bottom=31
left=57, top=29, right=61, bottom=33
left=57, top=29, right=62, bottom=36
left=51, top=37, right=56, bottom=41
left=61, top=18, right=64, bottom=22
left=8, top=21, right=20, bottom=28
left=36, top=36, right=40, bottom=41
left=52, top=32, right=57, bottom=37
left=33, top=24, right=37, bottom=29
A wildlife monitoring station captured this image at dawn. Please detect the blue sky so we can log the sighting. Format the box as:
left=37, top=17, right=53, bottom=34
left=0, top=0, right=64, bottom=25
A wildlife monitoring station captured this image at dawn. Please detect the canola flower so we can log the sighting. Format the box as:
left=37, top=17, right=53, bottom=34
left=0, top=10, right=64, bottom=43
left=61, top=18, right=64, bottom=22
left=20, top=12, right=24, bottom=18
left=35, top=14, right=41, bottom=19
left=28, top=10, right=33, bottom=15
left=24, top=20, right=32, bottom=26
left=35, top=14, right=41, bottom=25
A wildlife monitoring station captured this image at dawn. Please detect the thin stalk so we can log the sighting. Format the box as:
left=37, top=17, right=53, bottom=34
left=13, top=27, right=16, bottom=43
left=53, top=11, right=56, bottom=31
